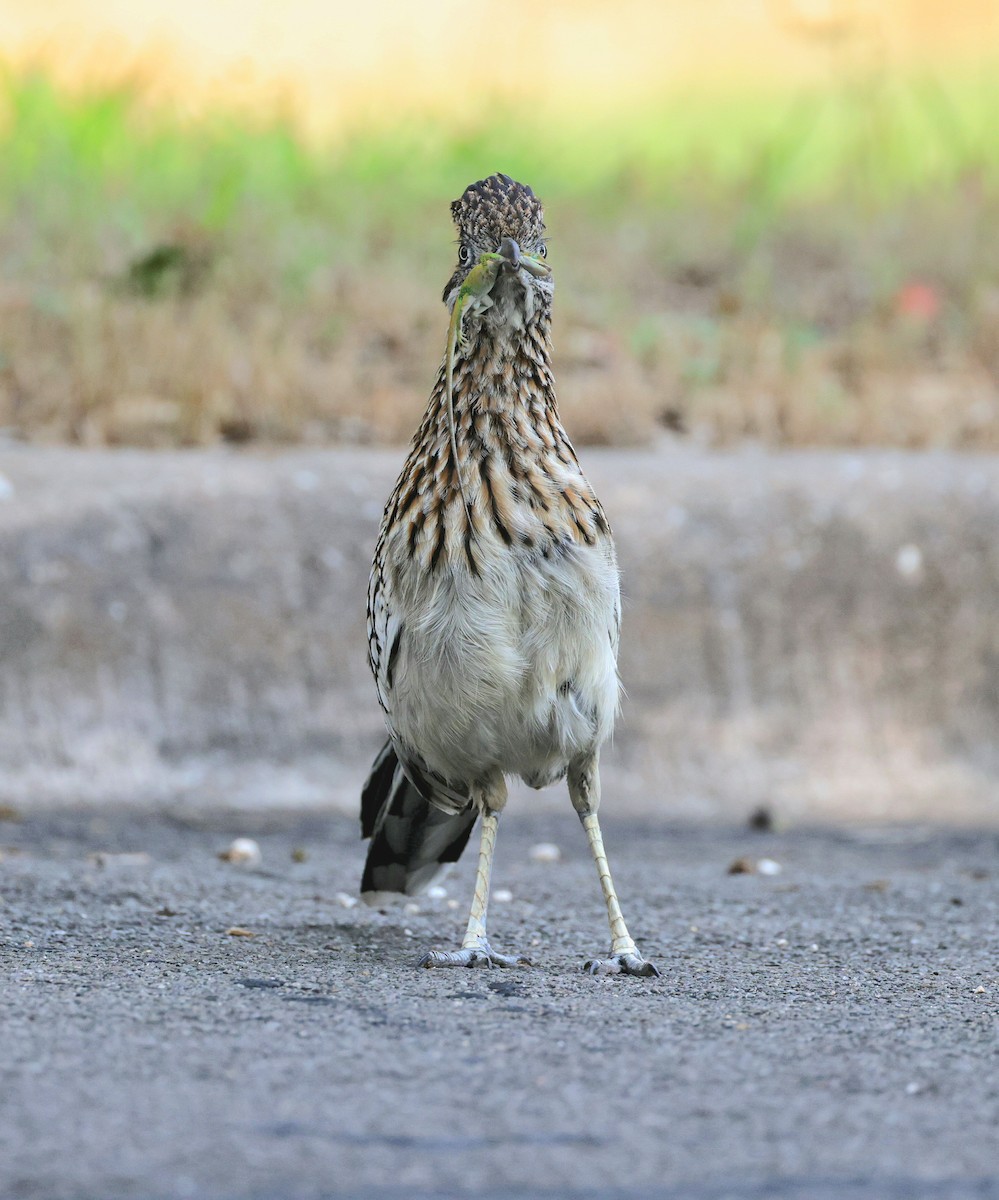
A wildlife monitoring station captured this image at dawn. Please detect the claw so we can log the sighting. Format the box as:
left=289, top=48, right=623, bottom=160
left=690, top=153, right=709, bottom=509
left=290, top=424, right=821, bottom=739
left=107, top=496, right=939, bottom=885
left=583, top=952, right=659, bottom=978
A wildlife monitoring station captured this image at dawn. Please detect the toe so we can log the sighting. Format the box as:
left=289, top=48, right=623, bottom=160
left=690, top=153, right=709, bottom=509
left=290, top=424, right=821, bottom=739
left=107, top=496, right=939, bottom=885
left=417, top=950, right=448, bottom=968
left=583, top=957, right=622, bottom=976
left=496, top=953, right=533, bottom=969
left=416, top=945, right=531, bottom=970
left=583, top=954, right=659, bottom=977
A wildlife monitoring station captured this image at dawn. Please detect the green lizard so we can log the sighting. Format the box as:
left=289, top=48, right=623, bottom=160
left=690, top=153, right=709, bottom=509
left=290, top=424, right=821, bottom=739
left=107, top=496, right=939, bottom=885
left=445, top=248, right=550, bottom=515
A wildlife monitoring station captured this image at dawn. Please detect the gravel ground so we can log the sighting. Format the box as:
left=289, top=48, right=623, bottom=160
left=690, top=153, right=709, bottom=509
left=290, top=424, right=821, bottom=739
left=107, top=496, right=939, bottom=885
left=2, top=808, right=999, bottom=1200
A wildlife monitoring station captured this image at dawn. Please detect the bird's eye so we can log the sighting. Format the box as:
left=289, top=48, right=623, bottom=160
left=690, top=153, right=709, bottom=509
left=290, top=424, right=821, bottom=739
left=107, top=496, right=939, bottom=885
left=458, top=244, right=474, bottom=266
left=537, top=243, right=547, bottom=259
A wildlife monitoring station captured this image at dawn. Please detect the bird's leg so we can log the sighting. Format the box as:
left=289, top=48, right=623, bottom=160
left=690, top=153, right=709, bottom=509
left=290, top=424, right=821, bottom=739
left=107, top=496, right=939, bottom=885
left=569, top=754, right=659, bottom=978
left=418, top=777, right=530, bottom=970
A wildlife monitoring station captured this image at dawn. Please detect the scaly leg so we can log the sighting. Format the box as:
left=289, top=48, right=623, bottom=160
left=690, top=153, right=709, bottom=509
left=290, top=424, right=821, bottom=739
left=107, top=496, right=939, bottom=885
left=569, top=754, right=659, bottom=977
left=418, top=777, right=530, bottom=969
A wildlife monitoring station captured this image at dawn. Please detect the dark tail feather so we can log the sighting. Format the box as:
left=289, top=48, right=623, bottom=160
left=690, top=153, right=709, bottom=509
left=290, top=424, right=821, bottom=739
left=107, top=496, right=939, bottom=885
left=360, top=740, right=476, bottom=900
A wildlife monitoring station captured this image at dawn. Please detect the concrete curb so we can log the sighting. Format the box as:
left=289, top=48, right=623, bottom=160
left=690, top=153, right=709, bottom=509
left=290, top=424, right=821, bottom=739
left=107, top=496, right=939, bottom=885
left=0, top=445, right=997, bottom=823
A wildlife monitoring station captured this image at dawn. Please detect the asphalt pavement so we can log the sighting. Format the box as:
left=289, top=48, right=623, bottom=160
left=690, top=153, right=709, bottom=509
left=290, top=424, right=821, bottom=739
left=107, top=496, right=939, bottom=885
left=2, top=807, right=998, bottom=1199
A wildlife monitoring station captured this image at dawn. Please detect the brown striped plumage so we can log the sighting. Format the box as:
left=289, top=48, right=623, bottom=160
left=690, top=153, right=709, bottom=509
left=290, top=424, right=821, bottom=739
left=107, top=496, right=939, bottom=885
left=361, top=173, right=657, bottom=976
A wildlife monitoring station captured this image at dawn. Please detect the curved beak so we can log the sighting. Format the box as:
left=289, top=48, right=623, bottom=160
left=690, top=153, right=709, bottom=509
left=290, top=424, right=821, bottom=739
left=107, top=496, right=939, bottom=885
left=497, top=237, right=521, bottom=269
left=496, top=236, right=550, bottom=279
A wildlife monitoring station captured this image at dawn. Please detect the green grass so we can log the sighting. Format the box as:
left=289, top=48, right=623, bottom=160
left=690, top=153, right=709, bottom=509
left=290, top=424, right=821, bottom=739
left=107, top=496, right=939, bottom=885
left=1, top=64, right=999, bottom=449
left=4, top=64, right=999, bottom=247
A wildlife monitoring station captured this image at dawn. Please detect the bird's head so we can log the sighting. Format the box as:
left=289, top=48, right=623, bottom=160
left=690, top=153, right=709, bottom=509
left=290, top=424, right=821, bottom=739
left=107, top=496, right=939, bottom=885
left=443, top=173, right=552, bottom=334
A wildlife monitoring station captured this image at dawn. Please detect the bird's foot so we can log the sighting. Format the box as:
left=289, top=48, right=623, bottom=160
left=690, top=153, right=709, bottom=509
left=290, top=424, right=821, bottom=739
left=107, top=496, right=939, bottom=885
left=417, top=941, right=532, bottom=970
left=583, top=951, right=659, bottom=978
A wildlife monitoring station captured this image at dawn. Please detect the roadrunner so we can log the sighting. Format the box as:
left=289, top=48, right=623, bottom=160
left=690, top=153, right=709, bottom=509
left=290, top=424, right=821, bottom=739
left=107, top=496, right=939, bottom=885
left=362, top=173, right=658, bottom=976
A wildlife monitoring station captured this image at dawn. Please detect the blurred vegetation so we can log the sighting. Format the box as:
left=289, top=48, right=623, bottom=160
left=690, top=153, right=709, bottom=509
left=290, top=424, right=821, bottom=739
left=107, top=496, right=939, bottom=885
left=1, top=64, right=998, bottom=449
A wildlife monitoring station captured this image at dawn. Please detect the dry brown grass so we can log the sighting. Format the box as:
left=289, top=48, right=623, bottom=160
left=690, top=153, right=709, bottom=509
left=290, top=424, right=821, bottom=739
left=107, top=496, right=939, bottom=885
left=2, top=71, right=998, bottom=451
left=3, top=208, right=999, bottom=453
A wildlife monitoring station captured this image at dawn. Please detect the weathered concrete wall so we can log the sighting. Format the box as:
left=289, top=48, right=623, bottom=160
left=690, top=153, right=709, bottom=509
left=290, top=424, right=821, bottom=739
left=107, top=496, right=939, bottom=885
left=0, top=445, right=996, bottom=823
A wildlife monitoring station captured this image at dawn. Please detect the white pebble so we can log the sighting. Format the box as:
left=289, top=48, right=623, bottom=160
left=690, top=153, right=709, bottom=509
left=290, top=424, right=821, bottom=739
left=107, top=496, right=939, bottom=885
left=220, top=837, right=261, bottom=865
left=492, top=888, right=513, bottom=903
left=0, top=472, right=13, bottom=501
left=757, top=858, right=782, bottom=876
left=895, top=544, right=923, bottom=579
left=403, top=902, right=421, bottom=915
left=426, top=885, right=448, bottom=900
left=334, top=892, right=358, bottom=909
left=528, top=842, right=562, bottom=864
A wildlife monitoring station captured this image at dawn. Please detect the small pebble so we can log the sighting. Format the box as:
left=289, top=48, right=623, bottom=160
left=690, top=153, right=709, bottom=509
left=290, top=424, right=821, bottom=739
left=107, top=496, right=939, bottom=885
left=895, top=544, right=924, bottom=579
left=426, top=885, right=448, bottom=900
left=747, top=805, right=774, bottom=832
left=727, top=857, right=755, bottom=875
left=226, top=927, right=255, bottom=938
left=403, top=902, right=421, bottom=915
left=757, top=858, right=782, bottom=876
left=218, top=838, right=262, bottom=866
left=492, top=888, right=514, bottom=903
left=291, top=847, right=308, bottom=863
left=334, top=892, right=358, bottom=909
left=528, top=842, right=561, bottom=864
